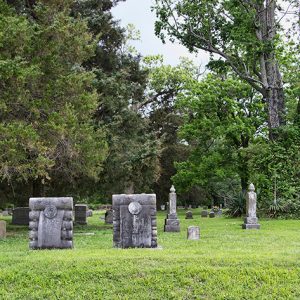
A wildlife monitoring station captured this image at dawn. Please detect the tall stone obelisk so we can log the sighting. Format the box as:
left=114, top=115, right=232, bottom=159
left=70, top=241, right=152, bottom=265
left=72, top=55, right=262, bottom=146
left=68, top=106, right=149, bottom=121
left=164, top=185, right=180, bottom=232
left=242, top=183, right=261, bottom=229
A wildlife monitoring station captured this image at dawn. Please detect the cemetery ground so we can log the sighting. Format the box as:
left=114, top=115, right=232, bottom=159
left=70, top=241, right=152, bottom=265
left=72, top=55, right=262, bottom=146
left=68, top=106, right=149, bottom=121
left=0, top=210, right=300, bottom=300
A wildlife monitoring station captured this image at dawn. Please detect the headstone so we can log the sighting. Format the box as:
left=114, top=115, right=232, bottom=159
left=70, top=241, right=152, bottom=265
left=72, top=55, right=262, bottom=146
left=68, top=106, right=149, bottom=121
left=160, top=204, right=166, bottom=211
left=209, top=211, right=215, bottom=218
left=29, top=197, right=73, bottom=249
left=75, top=204, right=87, bottom=225
left=86, top=210, right=93, bottom=217
left=187, top=226, right=200, bottom=240
left=12, top=207, right=29, bottom=225
left=2, top=210, right=9, bottom=216
left=0, top=221, right=6, bottom=239
left=105, top=209, right=113, bottom=224
left=242, top=183, right=260, bottom=229
left=112, top=194, right=157, bottom=248
left=217, top=209, right=222, bottom=217
left=201, top=210, right=208, bottom=217
left=164, top=186, right=180, bottom=232
left=185, top=211, right=193, bottom=219
left=188, top=204, right=192, bottom=209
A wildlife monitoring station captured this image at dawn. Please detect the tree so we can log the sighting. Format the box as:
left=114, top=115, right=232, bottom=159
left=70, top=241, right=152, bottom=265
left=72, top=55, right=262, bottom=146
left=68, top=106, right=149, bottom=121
left=0, top=1, right=107, bottom=203
left=173, top=73, right=264, bottom=199
left=154, top=0, right=298, bottom=139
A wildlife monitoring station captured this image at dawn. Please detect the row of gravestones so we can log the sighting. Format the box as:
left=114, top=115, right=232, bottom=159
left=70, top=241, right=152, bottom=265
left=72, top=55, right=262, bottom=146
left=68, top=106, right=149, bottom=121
left=0, top=183, right=259, bottom=247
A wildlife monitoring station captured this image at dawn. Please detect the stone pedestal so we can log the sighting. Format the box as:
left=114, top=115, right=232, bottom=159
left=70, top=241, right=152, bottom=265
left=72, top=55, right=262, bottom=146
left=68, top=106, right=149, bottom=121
left=0, top=221, right=6, bottom=239
left=187, top=226, right=200, bottom=240
left=242, top=184, right=260, bottom=230
left=164, top=186, right=180, bottom=232
left=12, top=207, right=29, bottom=225
left=75, top=204, right=87, bottom=225
left=29, top=197, right=73, bottom=249
left=113, top=194, right=157, bottom=248
left=185, top=211, right=193, bottom=219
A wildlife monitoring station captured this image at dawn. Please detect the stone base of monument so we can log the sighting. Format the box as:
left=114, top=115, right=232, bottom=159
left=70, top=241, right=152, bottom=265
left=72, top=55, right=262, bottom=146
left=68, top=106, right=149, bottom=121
left=164, top=213, right=180, bottom=232
left=242, top=217, right=260, bottom=229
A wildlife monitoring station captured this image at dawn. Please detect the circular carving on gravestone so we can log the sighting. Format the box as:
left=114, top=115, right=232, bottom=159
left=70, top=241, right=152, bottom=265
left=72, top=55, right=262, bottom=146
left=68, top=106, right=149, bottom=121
left=44, top=205, right=57, bottom=219
left=128, top=202, right=142, bottom=215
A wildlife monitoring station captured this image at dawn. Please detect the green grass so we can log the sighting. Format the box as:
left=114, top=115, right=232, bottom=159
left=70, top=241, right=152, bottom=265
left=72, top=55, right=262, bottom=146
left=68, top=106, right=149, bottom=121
left=0, top=210, right=300, bottom=299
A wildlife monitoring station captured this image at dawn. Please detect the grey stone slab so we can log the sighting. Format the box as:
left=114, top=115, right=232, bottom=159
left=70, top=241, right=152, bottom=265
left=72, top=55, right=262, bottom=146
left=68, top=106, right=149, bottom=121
left=187, top=226, right=200, bottom=240
left=242, top=223, right=261, bottom=229
left=105, top=209, right=113, bottom=224
left=75, top=204, right=87, bottom=225
left=164, top=225, right=180, bottom=232
left=12, top=207, right=29, bottom=225
left=164, top=219, right=180, bottom=226
left=185, top=211, right=193, bottom=219
left=113, top=194, right=157, bottom=248
left=0, top=221, right=6, bottom=238
left=209, top=212, right=215, bottom=218
left=29, top=197, right=73, bottom=249
left=201, top=210, right=208, bottom=217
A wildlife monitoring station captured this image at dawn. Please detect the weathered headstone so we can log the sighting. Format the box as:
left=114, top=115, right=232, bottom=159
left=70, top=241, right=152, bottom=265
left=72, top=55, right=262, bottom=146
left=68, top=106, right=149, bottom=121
left=0, top=221, right=6, bottom=239
left=112, top=194, right=157, bottom=248
left=29, top=197, right=73, bottom=249
left=86, top=210, right=93, bottom=217
left=242, top=183, right=260, bottom=229
left=217, top=209, right=222, bottom=217
left=160, top=204, right=166, bottom=211
left=12, top=207, right=29, bottom=225
left=185, top=211, right=193, bottom=219
left=209, top=211, right=215, bottom=218
left=201, top=210, right=208, bottom=217
left=164, top=185, right=180, bottom=232
left=75, top=204, right=87, bottom=225
left=105, top=209, right=113, bottom=224
left=187, top=226, right=200, bottom=240
left=2, top=210, right=9, bottom=216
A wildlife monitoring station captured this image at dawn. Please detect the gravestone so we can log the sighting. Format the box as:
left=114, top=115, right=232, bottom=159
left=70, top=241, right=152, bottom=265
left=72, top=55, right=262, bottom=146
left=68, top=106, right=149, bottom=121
left=86, top=210, right=93, bottom=217
left=2, top=210, right=9, bottom=216
left=12, top=207, right=29, bottom=225
left=209, top=211, right=215, bottom=218
left=242, top=183, right=260, bottom=229
left=201, top=210, right=208, bottom=217
left=187, top=226, right=200, bottom=240
left=112, top=194, right=157, bottom=248
left=160, top=204, right=166, bottom=211
left=105, top=209, right=113, bottom=224
left=164, top=186, right=180, bottom=232
left=217, top=209, right=222, bottom=217
left=75, top=204, right=87, bottom=225
left=185, top=211, right=193, bottom=219
left=29, top=197, right=73, bottom=249
left=0, top=221, right=6, bottom=239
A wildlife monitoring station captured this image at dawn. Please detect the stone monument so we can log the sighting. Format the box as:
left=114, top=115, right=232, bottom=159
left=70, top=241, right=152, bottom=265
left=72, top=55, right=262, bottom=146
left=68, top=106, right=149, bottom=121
left=0, top=221, right=6, bottom=239
left=29, top=197, right=73, bottom=249
left=12, top=207, right=30, bottom=225
left=201, top=209, right=208, bottom=217
left=164, top=185, right=180, bottom=232
left=242, top=183, right=260, bottom=229
left=185, top=211, right=193, bottom=219
left=112, top=194, right=157, bottom=248
left=187, top=226, right=200, bottom=240
left=75, top=204, right=87, bottom=225
left=105, top=209, right=113, bottom=224
left=209, top=211, right=215, bottom=218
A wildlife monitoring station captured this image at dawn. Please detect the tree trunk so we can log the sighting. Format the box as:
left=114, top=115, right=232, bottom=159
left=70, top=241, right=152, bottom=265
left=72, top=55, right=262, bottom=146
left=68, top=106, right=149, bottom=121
left=256, top=1, right=285, bottom=140
left=32, top=178, right=45, bottom=197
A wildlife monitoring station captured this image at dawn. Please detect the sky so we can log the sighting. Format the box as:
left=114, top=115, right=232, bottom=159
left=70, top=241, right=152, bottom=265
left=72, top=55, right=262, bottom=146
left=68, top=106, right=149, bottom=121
left=112, top=0, right=210, bottom=67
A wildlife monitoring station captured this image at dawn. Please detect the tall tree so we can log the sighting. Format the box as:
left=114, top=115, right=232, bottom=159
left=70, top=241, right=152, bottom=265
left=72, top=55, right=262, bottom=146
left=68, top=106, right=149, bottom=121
left=154, top=0, right=298, bottom=139
left=0, top=1, right=107, bottom=202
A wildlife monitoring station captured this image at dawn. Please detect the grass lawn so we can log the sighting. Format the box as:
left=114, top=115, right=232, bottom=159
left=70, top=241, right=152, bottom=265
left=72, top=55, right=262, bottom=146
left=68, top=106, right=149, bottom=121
left=0, top=209, right=300, bottom=299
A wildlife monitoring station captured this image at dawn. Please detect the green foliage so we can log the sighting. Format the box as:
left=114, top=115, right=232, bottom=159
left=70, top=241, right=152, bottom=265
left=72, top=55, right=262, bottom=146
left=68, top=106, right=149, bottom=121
left=0, top=1, right=107, bottom=199
left=1, top=212, right=300, bottom=299
left=247, top=126, right=300, bottom=218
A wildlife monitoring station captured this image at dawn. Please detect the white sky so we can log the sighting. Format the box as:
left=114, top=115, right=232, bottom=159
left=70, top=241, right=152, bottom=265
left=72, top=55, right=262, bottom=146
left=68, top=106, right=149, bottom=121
left=112, top=0, right=210, bottom=67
